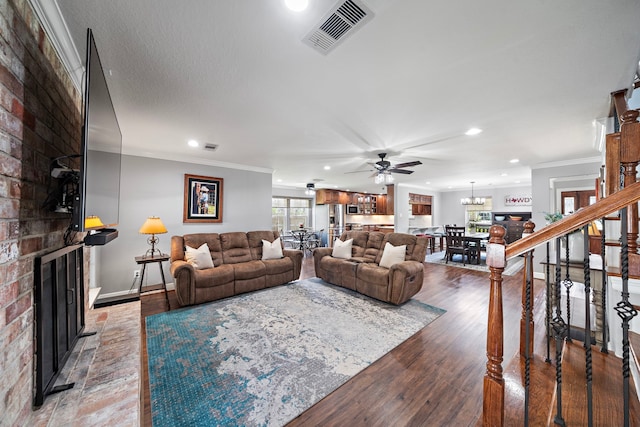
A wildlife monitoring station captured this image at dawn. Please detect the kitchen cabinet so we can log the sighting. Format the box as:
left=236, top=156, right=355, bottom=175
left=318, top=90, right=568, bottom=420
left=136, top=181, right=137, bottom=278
left=377, top=195, right=387, bottom=215
left=316, top=187, right=393, bottom=216
left=412, top=204, right=432, bottom=215
left=408, top=192, right=432, bottom=216
left=316, top=189, right=347, bottom=205
left=492, top=212, right=532, bottom=244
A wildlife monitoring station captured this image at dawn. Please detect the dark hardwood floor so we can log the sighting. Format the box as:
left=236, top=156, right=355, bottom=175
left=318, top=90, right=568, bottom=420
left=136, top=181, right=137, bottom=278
left=139, top=256, right=632, bottom=426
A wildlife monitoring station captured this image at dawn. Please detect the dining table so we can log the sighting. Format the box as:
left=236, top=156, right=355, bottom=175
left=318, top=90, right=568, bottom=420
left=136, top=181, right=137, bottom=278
left=463, top=232, right=490, bottom=264
left=290, top=229, right=311, bottom=251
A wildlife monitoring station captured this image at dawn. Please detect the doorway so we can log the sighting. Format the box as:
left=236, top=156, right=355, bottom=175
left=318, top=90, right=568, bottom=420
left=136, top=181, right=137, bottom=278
left=561, top=190, right=596, bottom=215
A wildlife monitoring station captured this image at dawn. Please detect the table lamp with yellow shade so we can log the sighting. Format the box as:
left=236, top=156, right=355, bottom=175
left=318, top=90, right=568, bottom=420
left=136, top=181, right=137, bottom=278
left=139, top=216, right=167, bottom=258
left=84, top=215, right=105, bottom=230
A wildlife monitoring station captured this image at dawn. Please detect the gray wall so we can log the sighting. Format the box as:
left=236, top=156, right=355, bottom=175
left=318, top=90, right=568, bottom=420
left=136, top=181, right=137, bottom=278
left=437, top=185, right=534, bottom=227
left=95, top=154, right=273, bottom=297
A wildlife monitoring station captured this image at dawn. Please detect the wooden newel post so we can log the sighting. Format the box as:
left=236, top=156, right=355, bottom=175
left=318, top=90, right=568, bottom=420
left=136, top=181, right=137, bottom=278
left=483, top=225, right=507, bottom=427
left=520, top=220, right=536, bottom=357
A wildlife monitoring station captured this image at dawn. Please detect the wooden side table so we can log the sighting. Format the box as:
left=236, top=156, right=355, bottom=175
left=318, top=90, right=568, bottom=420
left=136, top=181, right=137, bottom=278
left=135, top=254, right=170, bottom=309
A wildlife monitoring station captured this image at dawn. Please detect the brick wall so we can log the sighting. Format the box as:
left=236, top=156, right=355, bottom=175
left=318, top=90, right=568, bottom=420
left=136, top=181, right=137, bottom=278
left=0, top=0, right=82, bottom=423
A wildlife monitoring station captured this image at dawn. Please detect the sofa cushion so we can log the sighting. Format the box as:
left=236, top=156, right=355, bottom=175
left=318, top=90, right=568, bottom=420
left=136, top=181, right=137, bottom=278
left=247, top=230, right=281, bottom=260
left=220, top=232, right=253, bottom=264
left=362, top=232, right=385, bottom=261
left=233, top=260, right=266, bottom=280
left=185, top=243, right=215, bottom=269
left=262, top=238, right=284, bottom=260
left=379, top=242, right=406, bottom=268
left=376, top=233, right=421, bottom=264
left=340, top=231, right=369, bottom=257
left=193, top=264, right=235, bottom=288
left=183, top=233, right=223, bottom=266
left=262, top=257, right=293, bottom=275
left=332, top=238, right=353, bottom=259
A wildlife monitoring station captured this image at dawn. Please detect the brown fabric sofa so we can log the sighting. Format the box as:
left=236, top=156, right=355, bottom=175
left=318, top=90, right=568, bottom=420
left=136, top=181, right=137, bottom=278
left=170, top=231, right=303, bottom=306
left=313, top=231, right=428, bottom=305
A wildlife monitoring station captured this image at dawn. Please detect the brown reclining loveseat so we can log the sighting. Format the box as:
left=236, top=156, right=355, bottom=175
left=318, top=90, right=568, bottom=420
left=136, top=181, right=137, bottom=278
left=313, top=231, right=428, bottom=305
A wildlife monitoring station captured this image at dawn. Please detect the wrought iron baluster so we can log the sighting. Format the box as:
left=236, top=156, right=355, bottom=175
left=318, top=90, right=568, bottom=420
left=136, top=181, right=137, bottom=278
left=613, top=207, right=637, bottom=427
left=523, top=251, right=533, bottom=427
left=552, top=237, right=566, bottom=426
left=563, top=234, right=573, bottom=343
left=582, top=224, right=593, bottom=427
left=545, top=242, right=551, bottom=363
left=600, top=216, right=608, bottom=353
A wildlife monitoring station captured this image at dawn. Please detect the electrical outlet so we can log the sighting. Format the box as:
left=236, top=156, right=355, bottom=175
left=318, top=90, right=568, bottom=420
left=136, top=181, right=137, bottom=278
left=133, top=270, right=141, bottom=279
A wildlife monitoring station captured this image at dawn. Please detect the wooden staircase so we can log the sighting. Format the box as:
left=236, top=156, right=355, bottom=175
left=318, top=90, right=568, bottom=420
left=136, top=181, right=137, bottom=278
left=481, top=88, right=640, bottom=426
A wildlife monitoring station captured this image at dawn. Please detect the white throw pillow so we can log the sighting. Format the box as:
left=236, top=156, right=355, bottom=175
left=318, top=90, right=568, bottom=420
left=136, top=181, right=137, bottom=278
left=379, top=242, right=406, bottom=268
left=262, top=237, right=284, bottom=260
left=332, top=238, right=353, bottom=259
left=184, top=243, right=214, bottom=269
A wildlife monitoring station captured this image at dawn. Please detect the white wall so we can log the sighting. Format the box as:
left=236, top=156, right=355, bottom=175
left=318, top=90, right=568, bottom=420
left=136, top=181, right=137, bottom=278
left=531, top=160, right=601, bottom=275
left=95, top=154, right=273, bottom=297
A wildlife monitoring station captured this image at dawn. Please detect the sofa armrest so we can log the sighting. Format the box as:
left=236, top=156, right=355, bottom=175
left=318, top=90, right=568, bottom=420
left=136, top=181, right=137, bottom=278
left=388, top=260, right=425, bottom=305
left=313, top=247, right=333, bottom=275
left=283, top=249, right=304, bottom=279
left=170, top=260, right=196, bottom=306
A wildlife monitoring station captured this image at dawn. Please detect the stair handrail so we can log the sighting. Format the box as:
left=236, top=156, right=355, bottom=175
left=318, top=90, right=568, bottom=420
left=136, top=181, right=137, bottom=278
left=483, top=179, right=640, bottom=427
left=505, top=180, right=640, bottom=259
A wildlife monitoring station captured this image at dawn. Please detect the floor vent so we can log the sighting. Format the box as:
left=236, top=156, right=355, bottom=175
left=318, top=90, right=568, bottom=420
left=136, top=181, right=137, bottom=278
left=303, top=0, right=374, bottom=55
left=204, top=143, right=218, bottom=151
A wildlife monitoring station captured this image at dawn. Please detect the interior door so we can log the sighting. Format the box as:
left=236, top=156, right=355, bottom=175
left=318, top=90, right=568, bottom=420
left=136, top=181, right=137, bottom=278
left=561, top=190, right=596, bottom=215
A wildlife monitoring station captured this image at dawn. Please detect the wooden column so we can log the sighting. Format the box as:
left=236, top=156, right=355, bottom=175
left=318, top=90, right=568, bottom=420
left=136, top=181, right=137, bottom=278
left=483, top=225, right=507, bottom=427
left=613, top=91, right=640, bottom=254
left=520, top=220, right=536, bottom=357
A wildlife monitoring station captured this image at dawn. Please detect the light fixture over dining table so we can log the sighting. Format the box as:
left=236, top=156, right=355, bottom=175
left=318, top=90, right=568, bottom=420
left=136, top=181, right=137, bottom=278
left=461, top=181, right=485, bottom=205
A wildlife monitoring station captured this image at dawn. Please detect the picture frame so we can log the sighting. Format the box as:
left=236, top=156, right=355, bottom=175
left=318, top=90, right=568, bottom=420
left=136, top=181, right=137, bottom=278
left=183, top=174, right=223, bottom=223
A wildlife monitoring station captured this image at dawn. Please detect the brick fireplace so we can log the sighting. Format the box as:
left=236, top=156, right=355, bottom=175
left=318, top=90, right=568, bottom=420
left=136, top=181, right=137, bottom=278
left=0, top=0, right=86, bottom=423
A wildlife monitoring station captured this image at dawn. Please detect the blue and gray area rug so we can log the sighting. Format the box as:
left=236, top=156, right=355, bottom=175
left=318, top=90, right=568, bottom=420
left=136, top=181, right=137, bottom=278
left=146, top=277, right=445, bottom=426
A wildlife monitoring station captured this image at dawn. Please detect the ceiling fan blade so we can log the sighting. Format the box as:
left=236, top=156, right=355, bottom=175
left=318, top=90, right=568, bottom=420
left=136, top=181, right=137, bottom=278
left=369, top=171, right=379, bottom=178
left=392, top=160, right=422, bottom=168
left=388, top=168, right=414, bottom=174
left=344, top=169, right=373, bottom=174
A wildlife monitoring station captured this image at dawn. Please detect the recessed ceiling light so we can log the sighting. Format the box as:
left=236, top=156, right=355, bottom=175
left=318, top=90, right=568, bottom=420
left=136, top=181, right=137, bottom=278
left=515, top=180, right=521, bottom=184
left=465, top=128, right=482, bottom=136
left=277, top=179, right=282, bottom=183
left=324, top=165, right=331, bottom=170
left=510, top=158, right=519, bottom=163
left=425, top=181, right=431, bottom=185
left=501, top=173, right=508, bottom=177
left=284, top=0, right=308, bottom=12
left=188, top=139, right=199, bottom=147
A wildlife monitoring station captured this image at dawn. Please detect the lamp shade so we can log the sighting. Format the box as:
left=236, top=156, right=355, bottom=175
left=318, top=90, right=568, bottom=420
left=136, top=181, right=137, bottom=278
left=139, top=217, right=167, bottom=235
left=84, top=215, right=105, bottom=229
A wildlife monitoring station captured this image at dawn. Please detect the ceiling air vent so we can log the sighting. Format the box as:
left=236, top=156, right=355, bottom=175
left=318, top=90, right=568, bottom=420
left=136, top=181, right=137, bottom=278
left=303, top=0, right=374, bottom=55
left=204, top=143, right=218, bottom=152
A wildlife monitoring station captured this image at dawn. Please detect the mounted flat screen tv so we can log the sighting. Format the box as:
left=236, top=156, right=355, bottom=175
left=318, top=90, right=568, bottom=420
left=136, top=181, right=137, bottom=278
left=72, top=29, right=121, bottom=245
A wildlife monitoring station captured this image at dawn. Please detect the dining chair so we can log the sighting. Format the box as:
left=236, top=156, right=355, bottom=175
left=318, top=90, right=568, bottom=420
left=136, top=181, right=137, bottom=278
left=280, top=230, right=297, bottom=249
left=445, top=225, right=471, bottom=265
left=305, top=229, right=324, bottom=254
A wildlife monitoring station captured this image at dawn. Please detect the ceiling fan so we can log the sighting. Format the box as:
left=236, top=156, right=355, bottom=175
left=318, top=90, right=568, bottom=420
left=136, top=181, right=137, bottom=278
left=348, top=152, right=422, bottom=177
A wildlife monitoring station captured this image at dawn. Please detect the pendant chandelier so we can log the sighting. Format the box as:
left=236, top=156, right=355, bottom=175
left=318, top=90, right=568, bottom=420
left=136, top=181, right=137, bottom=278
left=460, top=181, right=485, bottom=205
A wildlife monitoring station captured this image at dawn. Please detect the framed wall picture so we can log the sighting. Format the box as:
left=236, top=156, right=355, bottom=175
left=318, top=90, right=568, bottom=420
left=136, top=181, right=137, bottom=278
left=183, top=174, right=223, bottom=223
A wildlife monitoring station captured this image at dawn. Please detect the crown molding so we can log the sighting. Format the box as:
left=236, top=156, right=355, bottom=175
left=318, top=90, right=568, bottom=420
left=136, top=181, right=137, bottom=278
left=122, top=148, right=274, bottom=175
left=29, top=0, right=83, bottom=91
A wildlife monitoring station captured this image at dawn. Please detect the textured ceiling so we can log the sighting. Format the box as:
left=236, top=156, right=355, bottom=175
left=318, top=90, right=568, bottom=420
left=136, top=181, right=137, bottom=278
left=53, top=0, right=640, bottom=194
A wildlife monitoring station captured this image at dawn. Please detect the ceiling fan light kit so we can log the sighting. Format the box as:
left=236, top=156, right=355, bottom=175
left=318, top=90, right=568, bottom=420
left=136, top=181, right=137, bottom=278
left=461, top=181, right=485, bottom=206
left=305, top=183, right=316, bottom=195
